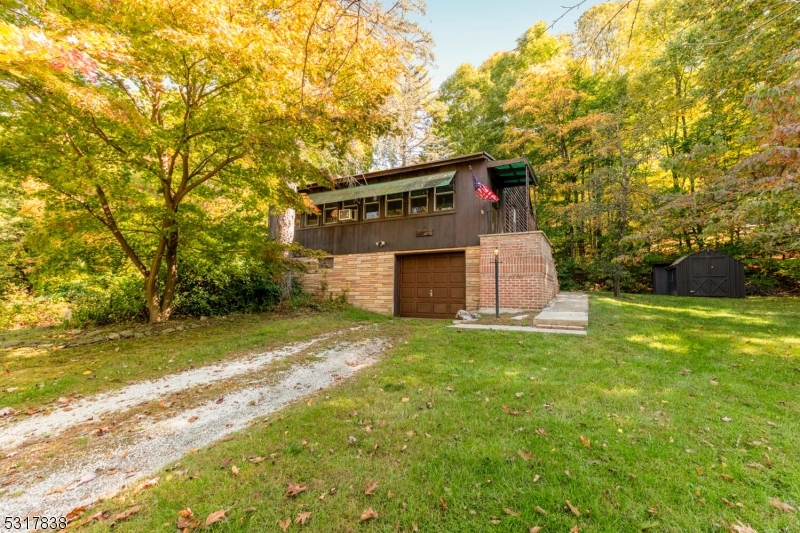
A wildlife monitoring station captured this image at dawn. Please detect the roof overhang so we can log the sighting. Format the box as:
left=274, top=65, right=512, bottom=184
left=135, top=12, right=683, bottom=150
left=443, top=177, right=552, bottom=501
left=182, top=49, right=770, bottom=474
left=486, top=158, right=537, bottom=187
left=306, top=171, right=456, bottom=206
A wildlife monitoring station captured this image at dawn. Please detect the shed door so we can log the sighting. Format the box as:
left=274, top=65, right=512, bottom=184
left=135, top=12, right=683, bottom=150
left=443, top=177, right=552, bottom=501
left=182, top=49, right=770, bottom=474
left=398, top=253, right=466, bottom=318
left=708, top=256, right=731, bottom=297
left=690, top=258, right=709, bottom=296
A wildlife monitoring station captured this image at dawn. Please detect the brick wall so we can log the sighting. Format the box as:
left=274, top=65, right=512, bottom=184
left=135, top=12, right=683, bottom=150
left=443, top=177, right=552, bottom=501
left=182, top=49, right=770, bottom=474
left=298, top=247, right=481, bottom=315
left=479, top=232, right=559, bottom=311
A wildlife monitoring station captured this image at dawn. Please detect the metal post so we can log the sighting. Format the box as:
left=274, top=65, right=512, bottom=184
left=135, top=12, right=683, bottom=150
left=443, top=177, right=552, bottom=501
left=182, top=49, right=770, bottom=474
left=494, top=246, right=499, bottom=318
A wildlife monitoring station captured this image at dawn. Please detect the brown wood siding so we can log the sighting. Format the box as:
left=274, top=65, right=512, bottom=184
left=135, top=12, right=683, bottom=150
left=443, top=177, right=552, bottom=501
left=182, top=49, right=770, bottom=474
left=398, top=252, right=466, bottom=318
left=294, top=161, right=494, bottom=255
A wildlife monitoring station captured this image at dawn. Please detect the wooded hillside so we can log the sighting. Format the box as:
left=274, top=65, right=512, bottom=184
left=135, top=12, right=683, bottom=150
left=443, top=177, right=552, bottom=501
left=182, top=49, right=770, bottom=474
left=433, top=0, right=799, bottom=294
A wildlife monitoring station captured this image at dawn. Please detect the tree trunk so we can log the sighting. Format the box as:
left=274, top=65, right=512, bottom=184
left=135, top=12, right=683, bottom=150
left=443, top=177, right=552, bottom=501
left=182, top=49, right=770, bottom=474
left=275, top=182, right=298, bottom=300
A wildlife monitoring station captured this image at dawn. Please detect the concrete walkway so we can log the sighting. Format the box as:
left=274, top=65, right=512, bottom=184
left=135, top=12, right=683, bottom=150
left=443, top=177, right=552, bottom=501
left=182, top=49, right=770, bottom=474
left=449, top=323, right=587, bottom=336
left=449, top=292, right=589, bottom=336
left=532, top=292, right=588, bottom=330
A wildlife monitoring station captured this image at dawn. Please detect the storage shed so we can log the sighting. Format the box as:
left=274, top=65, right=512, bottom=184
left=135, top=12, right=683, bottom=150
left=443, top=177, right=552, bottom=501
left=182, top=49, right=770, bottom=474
left=654, top=250, right=745, bottom=298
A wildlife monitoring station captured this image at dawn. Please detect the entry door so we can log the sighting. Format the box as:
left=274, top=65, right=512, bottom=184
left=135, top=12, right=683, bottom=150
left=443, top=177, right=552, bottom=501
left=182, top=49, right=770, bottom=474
left=398, top=253, right=466, bottom=318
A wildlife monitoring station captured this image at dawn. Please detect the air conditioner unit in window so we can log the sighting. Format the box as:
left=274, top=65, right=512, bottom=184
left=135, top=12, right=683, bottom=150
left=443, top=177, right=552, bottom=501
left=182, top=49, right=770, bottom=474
left=338, top=209, right=355, bottom=221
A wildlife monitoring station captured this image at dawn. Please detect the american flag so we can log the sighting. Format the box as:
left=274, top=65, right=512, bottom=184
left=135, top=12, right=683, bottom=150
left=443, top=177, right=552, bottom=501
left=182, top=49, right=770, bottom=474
left=471, top=169, right=499, bottom=202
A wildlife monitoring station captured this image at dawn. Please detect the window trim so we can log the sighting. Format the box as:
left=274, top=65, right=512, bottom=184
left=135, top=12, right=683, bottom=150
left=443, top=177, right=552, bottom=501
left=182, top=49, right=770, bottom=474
left=434, top=184, right=455, bottom=212
left=408, top=188, right=429, bottom=216
left=363, top=196, right=381, bottom=221
left=323, top=203, right=339, bottom=225
left=341, top=200, right=359, bottom=222
left=305, top=211, right=320, bottom=227
left=385, top=192, right=404, bottom=218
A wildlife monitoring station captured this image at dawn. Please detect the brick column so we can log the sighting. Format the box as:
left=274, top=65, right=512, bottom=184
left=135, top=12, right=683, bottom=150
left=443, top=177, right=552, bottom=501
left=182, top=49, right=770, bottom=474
left=479, top=232, right=559, bottom=312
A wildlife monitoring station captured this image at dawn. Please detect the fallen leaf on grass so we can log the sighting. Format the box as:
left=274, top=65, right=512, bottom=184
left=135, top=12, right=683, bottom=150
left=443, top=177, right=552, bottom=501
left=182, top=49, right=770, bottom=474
left=133, top=477, right=159, bottom=495
left=247, top=456, right=265, bottom=463
left=517, top=449, right=533, bottom=461
left=580, top=435, right=591, bottom=448
left=279, top=517, right=291, bottom=531
left=295, top=511, right=312, bottom=524
left=401, top=397, right=409, bottom=402
left=364, top=480, right=379, bottom=495
left=533, top=474, right=541, bottom=483
left=726, top=522, right=758, bottom=533
left=286, top=482, right=307, bottom=497
left=566, top=500, right=580, bottom=516
left=220, top=457, right=233, bottom=468
left=769, top=497, right=795, bottom=512
left=359, top=508, right=378, bottom=522
left=530, top=527, right=543, bottom=533
left=111, top=505, right=141, bottom=526
left=440, top=497, right=448, bottom=510
left=515, top=392, right=524, bottom=398
left=720, top=473, right=733, bottom=482
left=535, top=428, right=547, bottom=436
left=445, top=386, right=454, bottom=392
left=570, top=526, right=580, bottom=533
left=71, top=511, right=104, bottom=527
left=534, top=506, right=547, bottom=515
left=647, top=507, right=658, bottom=515
left=504, top=508, right=520, bottom=517
left=65, top=506, right=86, bottom=521
left=231, top=465, right=239, bottom=476
left=205, top=509, right=226, bottom=526
left=710, top=379, right=719, bottom=386
left=765, top=453, right=772, bottom=468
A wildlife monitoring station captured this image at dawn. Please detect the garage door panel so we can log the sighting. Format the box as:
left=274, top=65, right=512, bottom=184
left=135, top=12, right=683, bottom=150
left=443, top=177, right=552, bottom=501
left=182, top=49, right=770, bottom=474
left=398, top=252, right=466, bottom=318
left=450, top=272, right=465, bottom=283
left=432, top=303, right=449, bottom=314
left=432, top=272, right=449, bottom=284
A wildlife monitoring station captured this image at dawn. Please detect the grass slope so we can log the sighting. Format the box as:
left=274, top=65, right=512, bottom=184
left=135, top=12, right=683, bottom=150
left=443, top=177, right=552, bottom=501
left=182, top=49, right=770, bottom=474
left=42, top=296, right=800, bottom=531
left=0, top=308, right=374, bottom=411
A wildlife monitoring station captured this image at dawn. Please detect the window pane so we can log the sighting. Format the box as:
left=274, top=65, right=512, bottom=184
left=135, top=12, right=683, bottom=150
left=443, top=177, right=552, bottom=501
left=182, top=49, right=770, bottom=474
left=306, top=212, right=320, bottom=226
left=435, top=192, right=454, bottom=211
left=364, top=201, right=380, bottom=220
left=386, top=198, right=403, bottom=217
left=409, top=189, right=428, bottom=198
left=410, top=194, right=428, bottom=214
left=387, top=192, right=404, bottom=200
left=324, top=204, right=338, bottom=224
left=435, top=182, right=454, bottom=193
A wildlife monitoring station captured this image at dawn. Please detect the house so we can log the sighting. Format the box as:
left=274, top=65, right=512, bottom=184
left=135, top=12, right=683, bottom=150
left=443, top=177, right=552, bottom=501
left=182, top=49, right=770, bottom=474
left=287, top=152, right=559, bottom=318
left=653, top=250, right=745, bottom=298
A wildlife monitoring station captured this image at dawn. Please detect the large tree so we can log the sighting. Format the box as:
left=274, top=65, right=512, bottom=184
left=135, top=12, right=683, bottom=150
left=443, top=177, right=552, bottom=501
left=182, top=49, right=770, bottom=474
left=0, top=0, right=428, bottom=321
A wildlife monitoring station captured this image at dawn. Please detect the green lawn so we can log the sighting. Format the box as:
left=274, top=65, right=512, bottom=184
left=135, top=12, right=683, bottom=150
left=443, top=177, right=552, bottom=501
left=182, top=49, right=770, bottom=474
left=13, top=295, right=800, bottom=532
left=0, top=308, right=377, bottom=412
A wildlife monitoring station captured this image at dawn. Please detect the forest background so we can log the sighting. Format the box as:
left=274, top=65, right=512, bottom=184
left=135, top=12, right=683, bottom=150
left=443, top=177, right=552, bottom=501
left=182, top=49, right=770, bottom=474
left=1, top=0, right=798, bottom=327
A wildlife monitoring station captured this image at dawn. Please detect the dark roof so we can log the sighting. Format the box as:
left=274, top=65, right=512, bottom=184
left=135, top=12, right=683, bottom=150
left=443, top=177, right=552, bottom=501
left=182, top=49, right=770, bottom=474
left=301, top=152, right=495, bottom=193
left=668, top=255, right=689, bottom=268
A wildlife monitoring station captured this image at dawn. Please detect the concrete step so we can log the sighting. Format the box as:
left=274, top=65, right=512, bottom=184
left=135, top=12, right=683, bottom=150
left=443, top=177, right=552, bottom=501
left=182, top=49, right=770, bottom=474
left=531, top=292, right=589, bottom=329
left=532, top=311, right=588, bottom=328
